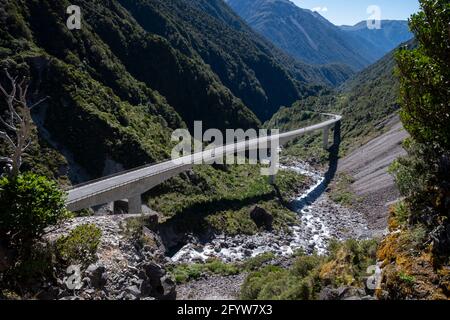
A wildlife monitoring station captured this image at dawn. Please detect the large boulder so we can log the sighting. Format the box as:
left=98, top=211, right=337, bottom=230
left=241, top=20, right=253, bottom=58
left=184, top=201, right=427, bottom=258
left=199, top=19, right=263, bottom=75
left=319, top=286, right=369, bottom=300
left=249, top=206, right=273, bottom=231
left=139, top=262, right=176, bottom=300
left=85, top=263, right=107, bottom=288
left=141, top=208, right=159, bottom=230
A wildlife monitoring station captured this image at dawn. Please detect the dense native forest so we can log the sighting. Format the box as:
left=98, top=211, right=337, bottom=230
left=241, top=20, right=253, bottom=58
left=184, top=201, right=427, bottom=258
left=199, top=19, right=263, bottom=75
left=0, top=0, right=357, bottom=181
left=0, top=0, right=448, bottom=301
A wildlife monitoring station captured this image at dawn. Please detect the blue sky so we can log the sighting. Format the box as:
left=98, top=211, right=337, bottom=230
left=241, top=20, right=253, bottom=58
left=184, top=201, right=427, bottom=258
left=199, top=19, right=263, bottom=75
left=291, top=0, right=421, bottom=26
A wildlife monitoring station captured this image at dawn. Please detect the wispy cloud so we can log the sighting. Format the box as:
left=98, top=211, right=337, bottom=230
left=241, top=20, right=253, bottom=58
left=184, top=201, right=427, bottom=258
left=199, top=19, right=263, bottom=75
left=312, top=6, right=328, bottom=13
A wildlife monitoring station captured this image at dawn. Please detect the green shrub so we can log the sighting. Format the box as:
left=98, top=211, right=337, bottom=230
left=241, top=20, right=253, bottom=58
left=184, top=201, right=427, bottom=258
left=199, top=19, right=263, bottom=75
left=121, top=216, right=159, bottom=249
left=55, top=224, right=102, bottom=266
left=239, top=265, right=286, bottom=300
left=170, top=259, right=239, bottom=284
left=276, top=170, right=309, bottom=200
left=328, top=239, right=378, bottom=273
left=392, top=0, right=450, bottom=261
left=240, top=265, right=316, bottom=300
left=398, top=272, right=416, bottom=285
left=279, top=278, right=315, bottom=300
left=240, top=239, right=378, bottom=300
left=390, top=201, right=410, bottom=226
left=205, top=259, right=239, bottom=276
left=292, top=254, right=323, bottom=278
left=243, top=252, right=275, bottom=271
left=395, top=0, right=450, bottom=150
left=398, top=225, right=428, bottom=252
left=0, top=173, right=68, bottom=249
left=171, top=264, right=203, bottom=284
left=122, top=216, right=145, bottom=241
left=329, top=173, right=357, bottom=206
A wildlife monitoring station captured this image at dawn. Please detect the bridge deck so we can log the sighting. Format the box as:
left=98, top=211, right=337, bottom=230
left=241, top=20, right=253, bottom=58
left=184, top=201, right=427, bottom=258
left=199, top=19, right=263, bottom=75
left=66, top=114, right=341, bottom=210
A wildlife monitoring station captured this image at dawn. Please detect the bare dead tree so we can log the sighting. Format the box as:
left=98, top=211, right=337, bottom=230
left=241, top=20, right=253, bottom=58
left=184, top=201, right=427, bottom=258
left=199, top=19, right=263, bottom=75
left=0, top=69, right=47, bottom=178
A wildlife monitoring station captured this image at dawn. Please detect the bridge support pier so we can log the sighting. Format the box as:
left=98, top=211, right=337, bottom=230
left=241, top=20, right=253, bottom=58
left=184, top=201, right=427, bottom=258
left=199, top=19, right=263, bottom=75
left=269, top=173, right=276, bottom=185
left=128, top=195, right=142, bottom=215
left=268, top=147, right=277, bottom=185
left=323, top=126, right=330, bottom=150
left=66, top=114, right=342, bottom=213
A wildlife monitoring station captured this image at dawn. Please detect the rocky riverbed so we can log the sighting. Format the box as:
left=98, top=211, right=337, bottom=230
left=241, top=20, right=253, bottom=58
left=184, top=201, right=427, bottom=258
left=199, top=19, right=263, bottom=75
left=177, top=273, right=247, bottom=300
left=171, top=161, right=371, bottom=264
left=37, top=161, right=374, bottom=300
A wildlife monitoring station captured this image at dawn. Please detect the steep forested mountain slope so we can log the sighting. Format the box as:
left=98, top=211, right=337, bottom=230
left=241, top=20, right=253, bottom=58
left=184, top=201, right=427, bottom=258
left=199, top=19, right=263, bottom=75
left=227, top=0, right=412, bottom=70
left=183, top=0, right=354, bottom=87
left=1, top=0, right=182, bottom=181
left=267, top=41, right=414, bottom=157
left=119, top=0, right=353, bottom=120
left=0, top=0, right=349, bottom=183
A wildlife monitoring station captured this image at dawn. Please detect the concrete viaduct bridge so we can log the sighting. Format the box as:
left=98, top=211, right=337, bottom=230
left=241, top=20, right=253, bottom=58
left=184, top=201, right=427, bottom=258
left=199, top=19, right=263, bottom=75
left=66, top=114, right=342, bottom=214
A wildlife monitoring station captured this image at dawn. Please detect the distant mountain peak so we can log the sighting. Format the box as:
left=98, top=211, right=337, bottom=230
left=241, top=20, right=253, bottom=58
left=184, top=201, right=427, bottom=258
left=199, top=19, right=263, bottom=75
left=226, top=0, right=413, bottom=70
left=340, top=19, right=410, bottom=31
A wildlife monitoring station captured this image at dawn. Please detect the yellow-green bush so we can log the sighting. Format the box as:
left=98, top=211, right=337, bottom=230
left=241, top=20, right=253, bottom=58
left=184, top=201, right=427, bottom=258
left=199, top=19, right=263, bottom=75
left=240, top=240, right=378, bottom=300
left=55, top=224, right=102, bottom=266
left=169, top=259, right=239, bottom=284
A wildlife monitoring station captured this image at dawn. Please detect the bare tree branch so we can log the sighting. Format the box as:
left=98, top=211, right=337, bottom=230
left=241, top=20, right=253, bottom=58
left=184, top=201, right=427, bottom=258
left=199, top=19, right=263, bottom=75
left=0, top=69, right=43, bottom=177
left=0, top=83, right=8, bottom=98
left=29, top=96, right=48, bottom=110
left=21, top=140, right=32, bottom=152
left=0, top=130, right=16, bottom=148
left=0, top=115, right=17, bottom=132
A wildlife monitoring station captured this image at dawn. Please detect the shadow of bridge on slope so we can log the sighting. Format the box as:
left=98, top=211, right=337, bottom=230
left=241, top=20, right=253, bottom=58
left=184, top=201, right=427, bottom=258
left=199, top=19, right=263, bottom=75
left=155, top=122, right=341, bottom=253
left=155, top=191, right=277, bottom=254
left=291, top=122, right=341, bottom=212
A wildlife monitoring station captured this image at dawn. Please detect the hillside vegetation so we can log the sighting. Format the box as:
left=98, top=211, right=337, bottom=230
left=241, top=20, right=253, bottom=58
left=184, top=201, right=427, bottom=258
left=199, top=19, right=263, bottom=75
left=378, top=0, right=449, bottom=299
left=0, top=0, right=323, bottom=261
left=0, top=0, right=356, bottom=185
left=147, top=163, right=311, bottom=237
left=266, top=41, right=414, bottom=162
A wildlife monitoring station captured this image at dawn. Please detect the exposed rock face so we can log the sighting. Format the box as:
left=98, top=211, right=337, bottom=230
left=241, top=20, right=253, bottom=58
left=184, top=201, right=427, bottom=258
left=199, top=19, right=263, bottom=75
left=319, top=286, right=375, bottom=300
left=140, top=262, right=176, bottom=300
left=85, top=263, right=107, bottom=289
left=249, top=206, right=273, bottom=231
left=338, top=119, right=408, bottom=232
left=43, top=214, right=175, bottom=300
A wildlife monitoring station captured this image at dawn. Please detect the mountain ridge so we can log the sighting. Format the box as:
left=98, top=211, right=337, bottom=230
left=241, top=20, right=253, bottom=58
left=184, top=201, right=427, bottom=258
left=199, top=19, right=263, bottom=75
left=0, top=0, right=353, bottom=183
left=226, top=0, right=413, bottom=70
left=266, top=40, right=416, bottom=161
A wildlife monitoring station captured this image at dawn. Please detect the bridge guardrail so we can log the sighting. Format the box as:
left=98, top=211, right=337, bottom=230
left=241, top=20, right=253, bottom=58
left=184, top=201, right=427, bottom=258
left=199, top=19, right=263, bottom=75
left=66, top=113, right=341, bottom=206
